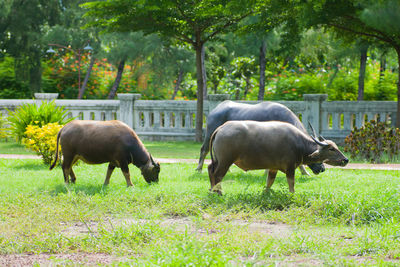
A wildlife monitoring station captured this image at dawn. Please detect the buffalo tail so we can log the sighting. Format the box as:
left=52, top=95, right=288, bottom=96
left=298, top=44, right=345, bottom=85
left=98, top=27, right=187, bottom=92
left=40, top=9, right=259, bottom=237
left=208, top=126, right=220, bottom=173
left=49, top=129, right=62, bottom=170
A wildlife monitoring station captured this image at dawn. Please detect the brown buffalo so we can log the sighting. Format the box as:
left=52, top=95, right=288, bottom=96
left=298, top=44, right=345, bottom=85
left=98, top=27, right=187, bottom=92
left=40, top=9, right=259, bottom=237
left=208, top=120, right=348, bottom=194
left=197, top=100, right=325, bottom=175
left=50, top=120, right=160, bottom=186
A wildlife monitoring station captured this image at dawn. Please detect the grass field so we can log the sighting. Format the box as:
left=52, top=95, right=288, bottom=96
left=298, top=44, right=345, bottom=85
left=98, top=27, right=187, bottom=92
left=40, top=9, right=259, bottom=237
left=0, top=140, right=205, bottom=159
left=1, top=155, right=400, bottom=265
left=3, top=139, right=400, bottom=164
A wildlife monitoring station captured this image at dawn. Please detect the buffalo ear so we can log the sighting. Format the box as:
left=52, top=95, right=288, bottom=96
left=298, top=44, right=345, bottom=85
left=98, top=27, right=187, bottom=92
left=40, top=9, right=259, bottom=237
left=308, top=149, right=320, bottom=159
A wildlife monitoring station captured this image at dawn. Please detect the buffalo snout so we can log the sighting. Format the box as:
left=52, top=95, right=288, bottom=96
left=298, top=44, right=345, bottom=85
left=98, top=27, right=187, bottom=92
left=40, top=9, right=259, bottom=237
left=308, top=163, right=325, bottom=174
left=141, top=165, right=160, bottom=183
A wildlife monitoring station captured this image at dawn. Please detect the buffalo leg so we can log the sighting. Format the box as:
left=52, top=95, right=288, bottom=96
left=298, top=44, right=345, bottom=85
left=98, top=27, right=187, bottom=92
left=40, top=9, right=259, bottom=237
left=62, top=167, right=71, bottom=183
left=120, top=163, right=133, bottom=187
left=286, top=169, right=296, bottom=193
left=70, top=169, right=77, bottom=183
left=104, top=163, right=116, bottom=185
left=61, top=156, right=74, bottom=184
left=266, top=170, right=278, bottom=190
left=196, top=141, right=209, bottom=172
left=208, top=162, right=230, bottom=195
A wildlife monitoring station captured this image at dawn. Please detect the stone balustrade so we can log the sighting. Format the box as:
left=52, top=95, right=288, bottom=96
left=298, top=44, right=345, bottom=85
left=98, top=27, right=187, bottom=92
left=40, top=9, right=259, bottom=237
left=0, top=93, right=395, bottom=143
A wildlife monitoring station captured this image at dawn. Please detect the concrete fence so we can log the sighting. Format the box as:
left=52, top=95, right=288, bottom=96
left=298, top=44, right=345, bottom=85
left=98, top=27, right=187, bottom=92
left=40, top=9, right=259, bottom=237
left=0, top=93, right=395, bottom=143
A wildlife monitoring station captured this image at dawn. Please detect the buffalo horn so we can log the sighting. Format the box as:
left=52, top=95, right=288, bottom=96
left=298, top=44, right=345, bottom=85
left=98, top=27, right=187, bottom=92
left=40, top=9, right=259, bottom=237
left=150, top=154, right=159, bottom=167
left=310, top=135, right=329, bottom=147
left=308, top=121, right=317, bottom=138
left=150, top=154, right=155, bottom=165
left=308, top=121, right=329, bottom=147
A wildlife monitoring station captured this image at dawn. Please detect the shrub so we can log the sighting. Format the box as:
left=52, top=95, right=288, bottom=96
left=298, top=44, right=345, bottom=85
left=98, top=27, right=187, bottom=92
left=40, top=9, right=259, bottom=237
left=7, top=101, right=72, bottom=142
left=23, top=122, right=63, bottom=165
left=344, top=120, right=400, bottom=163
left=0, top=113, right=11, bottom=141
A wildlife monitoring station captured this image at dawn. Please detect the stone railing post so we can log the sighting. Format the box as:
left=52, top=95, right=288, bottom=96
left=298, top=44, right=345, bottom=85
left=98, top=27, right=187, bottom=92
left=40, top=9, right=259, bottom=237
left=34, top=93, right=59, bottom=101
left=207, top=94, right=231, bottom=113
left=118, top=93, right=141, bottom=129
left=34, top=93, right=59, bottom=107
left=303, top=94, right=327, bottom=135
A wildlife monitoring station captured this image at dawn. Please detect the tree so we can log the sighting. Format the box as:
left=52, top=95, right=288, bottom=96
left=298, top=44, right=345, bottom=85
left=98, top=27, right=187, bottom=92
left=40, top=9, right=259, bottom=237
left=0, top=0, right=60, bottom=95
left=298, top=0, right=400, bottom=127
left=44, top=0, right=99, bottom=99
left=231, top=57, right=257, bottom=99
left=357, top=41, right=369, bottom=100
left=83, top=0, right=262, bottom=142
left=101, top=32, right=162, bottom=99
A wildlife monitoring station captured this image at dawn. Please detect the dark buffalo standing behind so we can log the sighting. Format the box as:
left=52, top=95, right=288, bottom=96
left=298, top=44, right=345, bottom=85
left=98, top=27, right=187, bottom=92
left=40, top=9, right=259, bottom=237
left=50, top=120, right=160, bottom=186
left=208, top=120, right=349, bottom=194
left=197, top=100, right=325, bottom=175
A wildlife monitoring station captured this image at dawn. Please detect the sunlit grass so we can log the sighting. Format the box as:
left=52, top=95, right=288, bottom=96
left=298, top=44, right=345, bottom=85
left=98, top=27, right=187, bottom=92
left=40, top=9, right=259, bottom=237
left=0, top=158, right=400, bottom=265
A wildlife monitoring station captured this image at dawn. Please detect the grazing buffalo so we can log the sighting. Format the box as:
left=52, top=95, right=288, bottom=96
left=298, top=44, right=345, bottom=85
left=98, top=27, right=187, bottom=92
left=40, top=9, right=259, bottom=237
left=197, top=100, right=325, bottom=175
left=50, top=120, right=160, bottom=186
left=207, top=121, right=348, bottom=194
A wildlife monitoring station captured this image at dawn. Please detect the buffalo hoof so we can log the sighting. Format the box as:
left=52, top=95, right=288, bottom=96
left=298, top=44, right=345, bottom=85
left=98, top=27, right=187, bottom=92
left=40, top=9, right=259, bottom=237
left=209, top=188, right=222, bottom=196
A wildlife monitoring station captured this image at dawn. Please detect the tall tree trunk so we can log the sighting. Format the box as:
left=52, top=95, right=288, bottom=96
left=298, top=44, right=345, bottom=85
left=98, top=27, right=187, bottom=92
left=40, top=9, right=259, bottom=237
left=244, top=76, right=250, bottom=99
left=357, top=45, right=368, bottom=101
left=396, top=48, right=400, bottom=128
left=258, top=40, right=266, bottom=100
left=379, top=54, right=386, bottom=81
left=29, top=52, right=42, bottom=95
left=171, top=69, right=184, bottom=100
left=201, top=45, right=207, bottom=100
left=78, top=56, right=95, bottom=99
left=235, top=86, right=240, bottom=100
left=327, top=64, right=339, bottom=88
left=195, top=41, right=206, bottom=142
left=108, top=59, right=125, bottom=99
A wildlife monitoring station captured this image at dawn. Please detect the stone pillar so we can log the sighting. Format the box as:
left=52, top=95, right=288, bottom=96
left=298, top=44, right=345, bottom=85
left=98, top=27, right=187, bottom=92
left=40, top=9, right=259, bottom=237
left=303, top=94, right=327, bottom=135
left=207, top=94, right=231, bottom=113
left=118, top=93, right=141, bottom=129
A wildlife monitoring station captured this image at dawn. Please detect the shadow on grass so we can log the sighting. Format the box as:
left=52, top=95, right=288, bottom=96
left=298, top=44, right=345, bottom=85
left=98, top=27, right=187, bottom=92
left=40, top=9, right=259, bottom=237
left=199, top=171, right=322, bottom=211
left=203, top=187, right=289, bottom=211
left=49, top=183, right=111, bottom=196
left=201, top=170, right=321, bottom=187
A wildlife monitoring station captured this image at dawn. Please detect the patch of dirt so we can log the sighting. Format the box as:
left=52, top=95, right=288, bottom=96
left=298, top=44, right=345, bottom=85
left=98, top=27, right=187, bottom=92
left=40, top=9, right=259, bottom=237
left=0, top=253, right=127, bottom=267
left=60, top=217, right=292, bottom=239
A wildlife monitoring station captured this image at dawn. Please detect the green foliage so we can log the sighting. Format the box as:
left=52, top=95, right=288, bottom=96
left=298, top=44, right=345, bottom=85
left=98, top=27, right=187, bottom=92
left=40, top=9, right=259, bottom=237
left=344, top=120, right=400, bottom=163
left=328, top=71, right=358, bottom=100
left=7, top=101, right=72, bottom=142
left=0, top=56, right=31, bottom=99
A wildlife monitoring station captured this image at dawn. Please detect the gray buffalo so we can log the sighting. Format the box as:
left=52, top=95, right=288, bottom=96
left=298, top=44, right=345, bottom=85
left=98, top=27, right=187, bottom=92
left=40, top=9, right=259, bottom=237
left=208, top=120, right=348, bottom=194
left=50, top=120, right=160, bottom=186
left=197, top=100, right=325, bottom=175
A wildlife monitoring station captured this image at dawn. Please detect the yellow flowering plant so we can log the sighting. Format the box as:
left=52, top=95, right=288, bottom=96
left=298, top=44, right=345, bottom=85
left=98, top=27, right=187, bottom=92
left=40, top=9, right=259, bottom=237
left=23, top=122, right=63, bottom=165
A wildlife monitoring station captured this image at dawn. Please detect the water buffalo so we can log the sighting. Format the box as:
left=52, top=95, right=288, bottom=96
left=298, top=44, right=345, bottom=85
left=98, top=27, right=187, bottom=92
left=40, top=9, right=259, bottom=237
left=50, top=120, right=160, bottom=186
left=208, top=120, right=348, bottom=194
left=197, top=100, right=325, bottom=175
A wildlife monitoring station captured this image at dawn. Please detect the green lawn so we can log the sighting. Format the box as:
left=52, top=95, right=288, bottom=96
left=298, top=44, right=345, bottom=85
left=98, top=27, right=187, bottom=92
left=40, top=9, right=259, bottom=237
left=0, top=140, right=32, bottom=154
left=0, top=157, right=399, bottom=265
left=0, top=140, right=206, bottom=159
left=3, top=139, right=400, bottom=164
